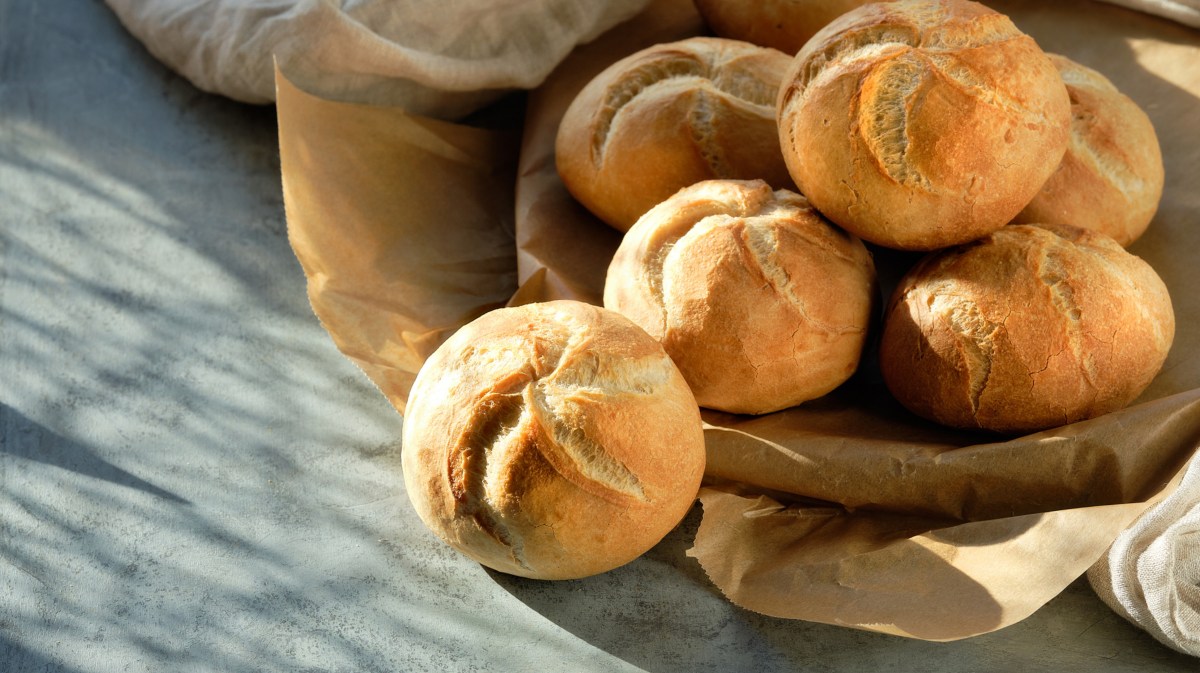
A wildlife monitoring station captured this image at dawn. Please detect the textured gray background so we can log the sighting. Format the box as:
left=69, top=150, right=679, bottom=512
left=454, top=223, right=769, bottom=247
left=1, top=0, right=1196, bottom=671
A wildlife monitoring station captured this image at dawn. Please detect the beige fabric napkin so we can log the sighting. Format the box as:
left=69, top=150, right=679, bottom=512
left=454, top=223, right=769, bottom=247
left=103, top=0, right=652, bottom=118
left=1089, top=450, right=1200, bottom=656
left=102, top=0, right=1199, bottom=118
left=1103, top=0, right=1200, bottom=27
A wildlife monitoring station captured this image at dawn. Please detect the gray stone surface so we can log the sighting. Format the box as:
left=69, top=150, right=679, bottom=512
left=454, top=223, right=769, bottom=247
left=0, top=0, right=1196, bottom=671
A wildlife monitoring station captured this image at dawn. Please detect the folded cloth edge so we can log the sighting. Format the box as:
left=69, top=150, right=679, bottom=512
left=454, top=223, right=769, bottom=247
left=1098, top=0, right=1200, bottom=28
left=1089, top=447, right=1200, bottom=657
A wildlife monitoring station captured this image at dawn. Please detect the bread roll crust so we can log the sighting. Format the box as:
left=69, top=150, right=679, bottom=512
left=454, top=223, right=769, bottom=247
left=556, top=37, right=794, bottom=232
left=1013, top=54, right=1164, bottom=247
left=880, top=224, right=1174, bottom=434
left=605, top=179, right=876, bottom=415
left=777, top=0, right=1071, bottom=251
left=694, top=0, right=889, bottom=55
left=401, top=301, right=706, bottom=580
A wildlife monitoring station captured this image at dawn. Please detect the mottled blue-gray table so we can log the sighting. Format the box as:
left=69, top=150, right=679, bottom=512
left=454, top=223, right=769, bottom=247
left=1, top=1, right=1195, bottom=671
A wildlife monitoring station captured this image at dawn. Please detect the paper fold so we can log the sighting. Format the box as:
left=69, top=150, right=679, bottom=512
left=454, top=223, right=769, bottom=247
left=277, top=70, right=521, bottom=413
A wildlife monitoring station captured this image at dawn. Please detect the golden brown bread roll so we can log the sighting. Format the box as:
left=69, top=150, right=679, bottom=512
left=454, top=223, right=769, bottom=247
left=880, top=223, right=1174, bottom=434
left=402, top=300, right=706, bottom=580
left=556, top=37, right=794, bottom=232
left=776, top=0, right=1071, bottom=251
left=694, top=0, right=890, bottom=55
left=1013, top=54, right=1164, bottom=247
left=604, top=179, right=876, bottom=415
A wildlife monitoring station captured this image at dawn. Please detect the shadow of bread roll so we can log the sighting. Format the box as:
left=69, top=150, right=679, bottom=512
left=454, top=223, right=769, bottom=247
left=556, top=37, right=794, bottom=232
left=694, top=0, right=891, bottom=55
left=402, top=300, right=706, bottom=580
left=777, top=0, right=1071, bottom=251
left=880, top=224, right=1174, bottom=434
left=1013, top=54, right=1164, bottom=247
left=604, top=179, right=876, bottom=415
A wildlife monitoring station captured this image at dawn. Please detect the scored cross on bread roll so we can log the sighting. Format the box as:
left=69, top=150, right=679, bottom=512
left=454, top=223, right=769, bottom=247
left=556, top=37, right=794, bottom=232
left=402, top=301, right=706, bottom=580
left=776, top=0, right=1071, bottom=251
left=604, top=179, right=876, bottom=415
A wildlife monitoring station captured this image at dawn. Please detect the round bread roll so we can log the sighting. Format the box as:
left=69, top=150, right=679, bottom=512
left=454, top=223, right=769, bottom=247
left=1012, top=54, right=1164, bottom=247
left=694, top=0, right=890, bottom=55
left=604, top=179, right=876, bottom=415
left=880, top=223, right=1174, bottom=434
left=556, top=37, right=794, bottom=232
left=776, top=0, right=1071, bottom=251
left=401, top=300, right=706, bottom=580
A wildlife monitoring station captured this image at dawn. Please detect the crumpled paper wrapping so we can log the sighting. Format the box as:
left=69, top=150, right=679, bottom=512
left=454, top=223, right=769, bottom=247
left=277, top=74, right=523, bottom=411
left=276, top=0, right=1200, bottom=644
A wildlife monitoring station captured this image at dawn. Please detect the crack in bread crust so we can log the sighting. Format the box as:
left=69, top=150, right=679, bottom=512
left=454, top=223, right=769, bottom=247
left=446, top=312, right=660, bottom=560
left=785, top=5, right=1039, bottom=193
left=926, top=51, right=1043, bottom=122
left=592, top=45, right=779, bottom=172
left=447, top=369, right=534, bottom=570
left=592, top=55, right=706, bottom=166
left=859, top=52, right=931, bottom=189
left=922, top=11, right=1022, bottom=49
left=790, top=25, right=920, bottom=101
left=740, top=218, right=863, bottom=336
left=530, top=387, right=648, bottom=503
left=1036, top=239, right=1096, bottom=390
left=641, top=183, right=777, bottom=336
left=1069, top=116, right=1147, bottom=199
left=793, top=7, right=1023, bottom=100
left=688, top=90, right=729, bottom=177
left=927, top=291, right=998, bottom=416
left=532, top=316, right=664, bottom=502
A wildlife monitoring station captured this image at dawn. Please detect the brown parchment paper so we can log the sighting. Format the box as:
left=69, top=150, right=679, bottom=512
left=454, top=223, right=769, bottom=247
left=278, top=74, right=520, bottom=414
left=278, top=0, right=1200, bottom=642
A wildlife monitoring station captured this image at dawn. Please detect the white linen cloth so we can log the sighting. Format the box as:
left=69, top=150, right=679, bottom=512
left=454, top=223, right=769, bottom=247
left=1089, top=450, right=1200, bottom=657
left=102, top=0, right=1199, bottom=117
left=103, top=0, right=652, bottom=118
left=1102, top=0, right=1200, bottom=27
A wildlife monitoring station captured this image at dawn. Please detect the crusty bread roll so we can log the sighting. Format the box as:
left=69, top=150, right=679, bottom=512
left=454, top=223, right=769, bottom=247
left=880, top=223, right=1174, bottom=434
left=694, top=0, right=889, bottom=55
left=556, top=37, right=794, bottom=232
left=604, top=179, right=876, bottom=415
left=1013, top=54, right=1164, bottom=247
left=776, top=0, right=1071, bottom=251
left=401, top=300, right=706, bottom=580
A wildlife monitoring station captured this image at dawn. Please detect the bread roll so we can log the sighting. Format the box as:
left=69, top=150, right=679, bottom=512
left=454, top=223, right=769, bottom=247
left=556, top=37, right=794, bottom=232
left=402, top=300, right=706, bottom=580
left=604, top=179, right=876, bottom=415
left=776, top=0, right=1071, bottom=251
left=694, top=0, right=889, bottom=55
left=1013, top=54, right=1164, bottom=247
left=880, top=224, right=1174, bottom=434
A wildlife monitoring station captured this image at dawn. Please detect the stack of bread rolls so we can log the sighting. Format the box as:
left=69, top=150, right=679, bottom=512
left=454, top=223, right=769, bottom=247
left=402, top=0, right=1175, bottom=580
left=560, top=0, right=1173, bottom=431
